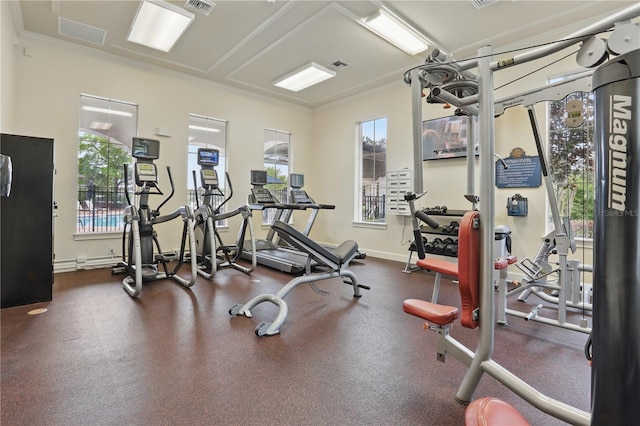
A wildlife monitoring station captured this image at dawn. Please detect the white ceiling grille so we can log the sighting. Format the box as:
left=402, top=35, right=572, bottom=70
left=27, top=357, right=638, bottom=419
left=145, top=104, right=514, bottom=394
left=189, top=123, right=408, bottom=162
left=58, top=17, right=106, bottom=45
left=185, top=0, right=215, bottom=16
left=470, top=0, right=497, bottom=9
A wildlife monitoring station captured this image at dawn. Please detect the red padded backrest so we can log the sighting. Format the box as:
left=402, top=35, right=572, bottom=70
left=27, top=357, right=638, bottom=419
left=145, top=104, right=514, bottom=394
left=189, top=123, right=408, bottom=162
left=458, top=211, right=480, bottom=329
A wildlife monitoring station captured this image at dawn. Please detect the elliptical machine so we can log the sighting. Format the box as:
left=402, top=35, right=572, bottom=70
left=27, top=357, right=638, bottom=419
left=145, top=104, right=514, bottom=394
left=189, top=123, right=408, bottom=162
left=116, top=137, right=198, bottom=297
left=190, top=148, right=256, bottom=279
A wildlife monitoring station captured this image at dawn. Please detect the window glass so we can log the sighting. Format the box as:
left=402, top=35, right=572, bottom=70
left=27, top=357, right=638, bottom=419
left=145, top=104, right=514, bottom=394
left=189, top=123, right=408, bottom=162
left=77, top=94, right=137, bottom=233
left=358, top=117, right=387, bottom=223
left=548, top=86, right=594, bottom=239
left=187, top=114, right=228, bottom=215
left=263, top=129, right=290, bottom=224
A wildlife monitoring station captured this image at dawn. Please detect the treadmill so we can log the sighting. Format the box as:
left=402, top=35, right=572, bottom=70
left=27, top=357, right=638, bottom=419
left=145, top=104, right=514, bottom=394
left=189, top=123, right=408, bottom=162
left=280, top=173, right=365, bottom=259
left=241, top=170, right=313, bottom=274
left=273, top=173, right=335, bottom=243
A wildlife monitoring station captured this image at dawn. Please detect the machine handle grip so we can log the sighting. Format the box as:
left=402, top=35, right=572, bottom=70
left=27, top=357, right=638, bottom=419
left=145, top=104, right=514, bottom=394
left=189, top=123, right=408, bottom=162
left=123, top=164, right=132, bottom=207
left=192, top=170, right=200, bottom=210
left=156, top=166, right=175, bottom=213
left=416, top=210, right=439, bottom=229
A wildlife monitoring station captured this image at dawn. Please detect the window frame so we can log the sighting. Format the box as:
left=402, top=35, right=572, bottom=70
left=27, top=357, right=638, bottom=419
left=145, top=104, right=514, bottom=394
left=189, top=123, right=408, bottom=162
left=187, top=114, right=229, bottom=221
left=262, top=128, right=290, bottom=225
left=76, top=94, right=138, bottom=236
left=355, top=117, right=387, bottom=224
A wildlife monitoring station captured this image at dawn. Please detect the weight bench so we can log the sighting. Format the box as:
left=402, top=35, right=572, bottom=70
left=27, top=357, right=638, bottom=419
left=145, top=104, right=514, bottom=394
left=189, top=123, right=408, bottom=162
left=403, top=211, right=529, bottom=424
left=416, top=257, right=458, bottom=303
left=229, top=220, right=368, bottom=336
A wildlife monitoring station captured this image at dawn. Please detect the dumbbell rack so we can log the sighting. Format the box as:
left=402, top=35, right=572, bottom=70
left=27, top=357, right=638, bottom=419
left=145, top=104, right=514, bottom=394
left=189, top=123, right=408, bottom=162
left=405, top=208, right=467, bottom=273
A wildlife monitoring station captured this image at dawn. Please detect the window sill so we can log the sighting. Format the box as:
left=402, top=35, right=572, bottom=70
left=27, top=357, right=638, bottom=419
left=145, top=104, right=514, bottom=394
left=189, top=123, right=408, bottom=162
left=352, top=221, right=386, bottom=230
left=74, top=232, right=122, bottom=241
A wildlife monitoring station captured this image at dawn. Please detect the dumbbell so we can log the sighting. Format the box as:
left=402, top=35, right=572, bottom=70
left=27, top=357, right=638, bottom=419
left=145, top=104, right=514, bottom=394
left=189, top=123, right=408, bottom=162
left=442, top=220, right=459, bottom=234
left=409, top=236, right=428, bottom=252
left=450, top=221, right=459, bottom=235
left=425, top=239, right=435, bottom=253
left=433, top=238, right=446, bottom=254
left=444, top=238, right=458, bottom=257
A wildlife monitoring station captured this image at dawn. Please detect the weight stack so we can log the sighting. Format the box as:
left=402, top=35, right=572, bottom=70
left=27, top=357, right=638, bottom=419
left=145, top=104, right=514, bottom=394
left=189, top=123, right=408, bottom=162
left=591, top=49, right=640, bottom=425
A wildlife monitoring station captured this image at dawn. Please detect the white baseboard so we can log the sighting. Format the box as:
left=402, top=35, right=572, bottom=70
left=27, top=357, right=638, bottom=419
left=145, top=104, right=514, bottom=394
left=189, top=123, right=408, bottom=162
left=54, top=256, right=119, bottom=273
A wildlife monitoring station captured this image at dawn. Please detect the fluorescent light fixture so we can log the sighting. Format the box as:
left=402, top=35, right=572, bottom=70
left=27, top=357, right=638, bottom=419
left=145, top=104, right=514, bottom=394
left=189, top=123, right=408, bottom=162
left=127, top=0, right=194, bottom=52
left=89, top=121, right=113, bottom=131
left=81, top=106, right=133, bottom=117
left=274, top=62, right=336, bottom=92
left=189, top=125, right=220, bottom=133
left=364, top=9, right=429, bottom=55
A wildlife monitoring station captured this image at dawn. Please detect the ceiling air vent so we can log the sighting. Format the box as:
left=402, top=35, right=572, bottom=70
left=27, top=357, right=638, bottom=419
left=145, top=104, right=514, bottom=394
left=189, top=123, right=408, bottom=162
left=58, top=17, right=106, bottom=46
left=470, top=0, right=497, bottom=9
left=329, top=60, right=350, bottom=70
left=185, top=0, right=215, bottom=16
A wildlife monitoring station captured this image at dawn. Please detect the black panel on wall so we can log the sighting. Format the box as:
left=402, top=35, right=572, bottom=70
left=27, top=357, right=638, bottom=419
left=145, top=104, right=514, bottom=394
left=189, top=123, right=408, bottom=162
left=1, top=134, right=54, bottom=308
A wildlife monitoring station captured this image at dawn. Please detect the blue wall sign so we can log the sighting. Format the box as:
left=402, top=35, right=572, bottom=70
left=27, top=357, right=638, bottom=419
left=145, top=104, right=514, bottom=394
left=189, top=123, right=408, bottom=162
left=496, top=155, right=542, bottom=188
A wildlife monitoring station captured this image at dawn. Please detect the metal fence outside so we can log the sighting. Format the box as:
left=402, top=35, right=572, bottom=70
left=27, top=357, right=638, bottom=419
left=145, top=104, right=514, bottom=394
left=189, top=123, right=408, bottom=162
left=77, top=186, right=387, bottom=232
left=362, top=194, right=385, bottom=222
left=77, top=185, right=128, bottom=233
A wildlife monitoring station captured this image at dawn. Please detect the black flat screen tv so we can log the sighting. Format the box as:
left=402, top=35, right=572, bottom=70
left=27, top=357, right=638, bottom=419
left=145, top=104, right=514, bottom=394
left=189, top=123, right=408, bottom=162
left=422, top=115, right=478, bottom=160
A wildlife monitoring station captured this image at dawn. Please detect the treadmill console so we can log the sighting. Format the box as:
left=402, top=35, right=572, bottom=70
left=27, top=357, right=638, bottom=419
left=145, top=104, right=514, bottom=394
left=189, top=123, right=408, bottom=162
left=252, top=187, right=275, bottom=204
left=291, top=189, right=313, bottom=204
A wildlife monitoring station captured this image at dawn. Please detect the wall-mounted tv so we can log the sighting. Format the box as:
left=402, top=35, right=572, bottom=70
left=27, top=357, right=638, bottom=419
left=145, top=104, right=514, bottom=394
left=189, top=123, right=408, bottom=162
left=422, top=115, right=478, bottom=160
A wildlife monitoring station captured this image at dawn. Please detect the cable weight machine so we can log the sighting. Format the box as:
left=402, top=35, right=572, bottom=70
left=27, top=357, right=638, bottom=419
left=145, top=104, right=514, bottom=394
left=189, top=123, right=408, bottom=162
left=402, top=4, right=640, bottom=425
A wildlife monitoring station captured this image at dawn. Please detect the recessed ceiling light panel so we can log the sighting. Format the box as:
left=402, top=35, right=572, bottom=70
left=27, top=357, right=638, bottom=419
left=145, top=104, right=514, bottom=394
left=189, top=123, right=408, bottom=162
left=127, top=0, right=195, bottom=52
left=364, top=9, right=429, bottom=55
left=274, top=62, right=336, bottom=92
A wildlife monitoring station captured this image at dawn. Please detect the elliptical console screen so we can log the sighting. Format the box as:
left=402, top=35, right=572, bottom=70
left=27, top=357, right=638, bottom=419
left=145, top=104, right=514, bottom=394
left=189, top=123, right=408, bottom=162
left=197, top=148, right=219, bottom=167
left=132, top=137, right=160, bottom=160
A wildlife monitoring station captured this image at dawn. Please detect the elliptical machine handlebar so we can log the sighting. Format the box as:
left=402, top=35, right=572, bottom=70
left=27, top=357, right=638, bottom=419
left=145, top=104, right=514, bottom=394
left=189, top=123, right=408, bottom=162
left=215, top=172, right=233, bottom=215
left=154, top=166, right=175, bottom=214
left=124, top=163, right=132, bottom=207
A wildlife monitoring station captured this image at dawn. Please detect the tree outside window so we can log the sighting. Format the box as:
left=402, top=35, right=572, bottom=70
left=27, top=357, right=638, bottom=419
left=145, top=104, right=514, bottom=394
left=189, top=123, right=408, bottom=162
left=548, top=89, right=594, bottom=239
left=77, top=95, right=137, bottom=233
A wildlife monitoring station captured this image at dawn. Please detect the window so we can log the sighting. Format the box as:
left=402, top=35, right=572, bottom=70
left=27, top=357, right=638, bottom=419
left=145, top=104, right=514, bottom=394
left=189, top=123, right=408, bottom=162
left=357, top=117, right=387, bottom=223
left=263, top=129, right=290, bottom=224
left=187, top=114, right=228, bottom=215
left=548, top=85, right=594, bottom=239
left=77, top=95, right=137, bottom=233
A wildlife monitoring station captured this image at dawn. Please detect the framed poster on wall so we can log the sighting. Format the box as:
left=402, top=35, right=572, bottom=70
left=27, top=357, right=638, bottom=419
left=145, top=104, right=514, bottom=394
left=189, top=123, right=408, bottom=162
left=422, top=115, right=478, bottom=160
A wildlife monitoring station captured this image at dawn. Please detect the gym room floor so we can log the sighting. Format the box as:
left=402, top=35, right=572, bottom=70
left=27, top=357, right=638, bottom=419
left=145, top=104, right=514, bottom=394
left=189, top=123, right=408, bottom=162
left=1, top=257, right=591, bottom=425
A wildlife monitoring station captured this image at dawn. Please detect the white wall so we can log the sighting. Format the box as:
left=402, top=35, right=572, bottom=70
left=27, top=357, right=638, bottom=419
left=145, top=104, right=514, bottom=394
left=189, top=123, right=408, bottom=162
left=3, top=20, right=594, bottom=276
left=5, top=34, right=313, bottom=271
